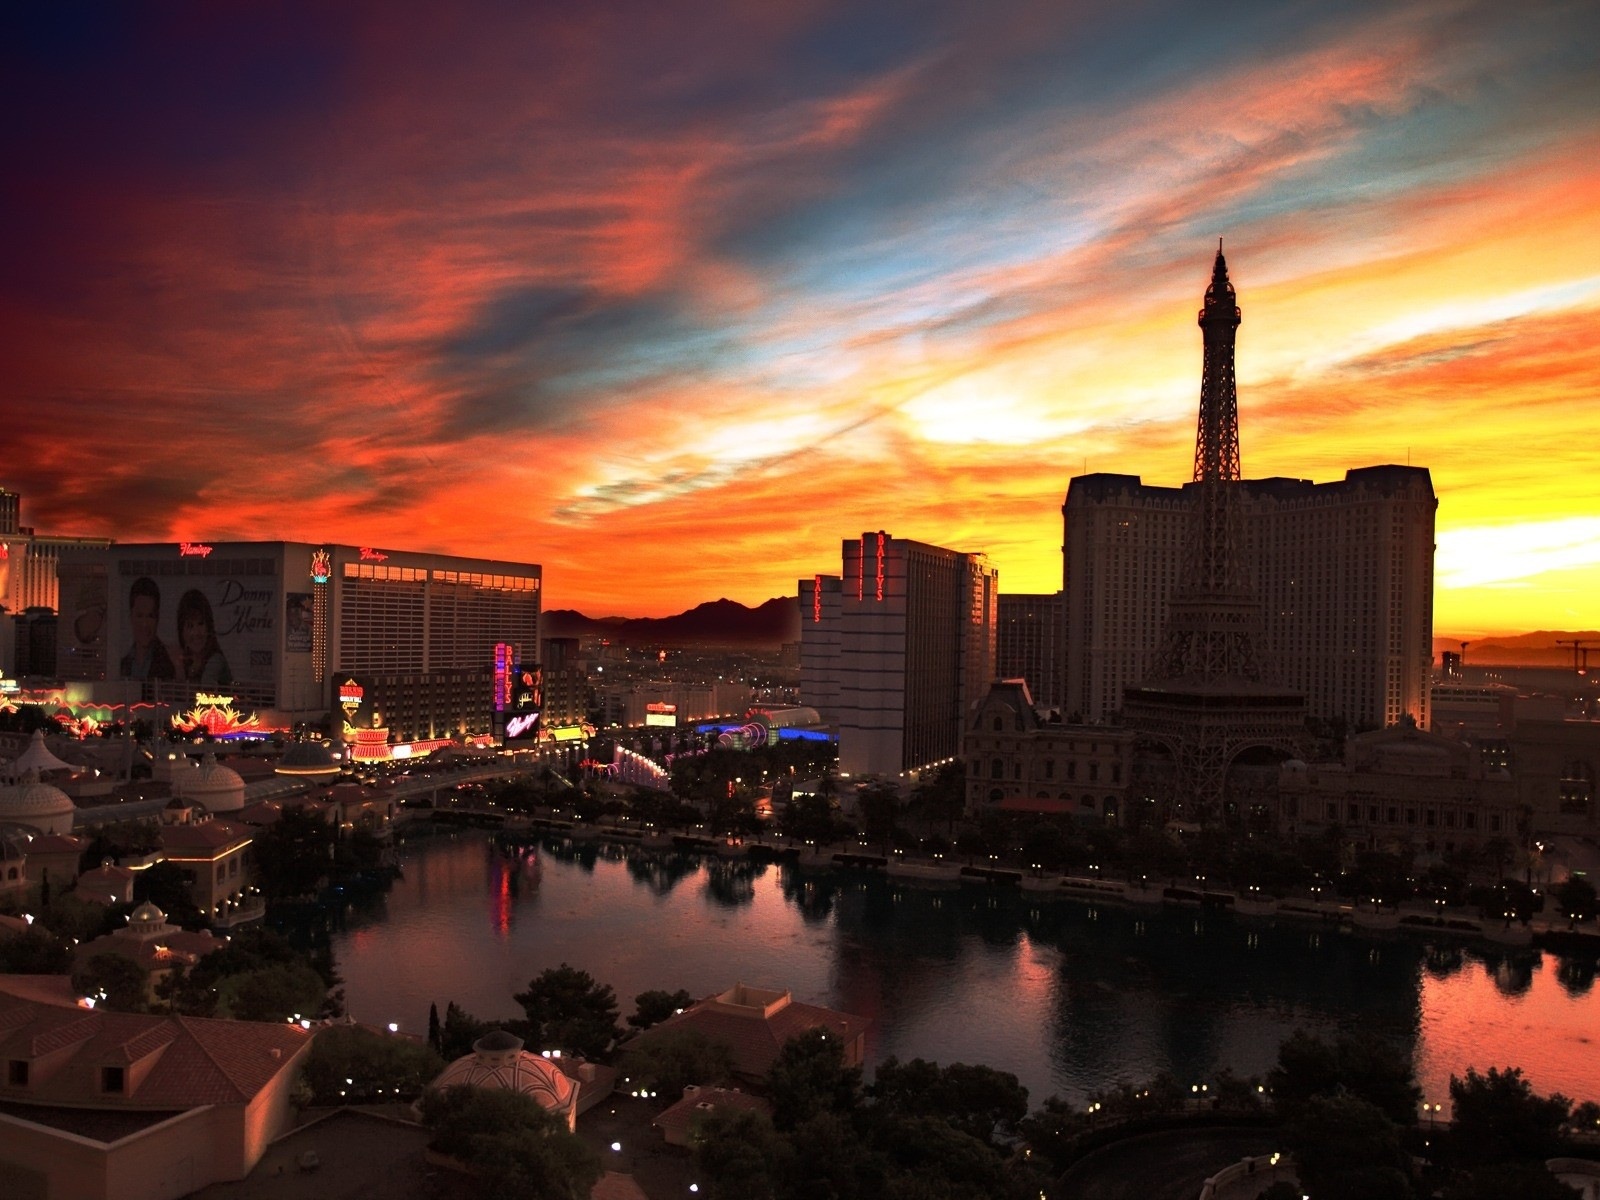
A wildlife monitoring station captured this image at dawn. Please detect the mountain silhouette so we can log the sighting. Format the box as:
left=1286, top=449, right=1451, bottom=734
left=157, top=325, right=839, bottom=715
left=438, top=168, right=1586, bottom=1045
left=544, top=597, right=801, bottom=648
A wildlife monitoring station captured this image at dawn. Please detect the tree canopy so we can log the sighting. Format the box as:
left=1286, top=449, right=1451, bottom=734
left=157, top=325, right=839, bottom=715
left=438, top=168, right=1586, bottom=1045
left=420, top=1085, right=601, bottom=1200
left=1267, top=1029, right=1421, bottom=1125
left=1448, top=1066, right=1571, bottom=1166
left=301, top=1025, right=444, bottom=1104
left=513, top=964, right=620, bottom=1060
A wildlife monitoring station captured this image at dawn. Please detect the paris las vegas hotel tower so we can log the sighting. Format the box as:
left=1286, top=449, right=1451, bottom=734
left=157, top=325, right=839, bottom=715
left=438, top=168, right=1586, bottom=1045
left=1061, top=248, right=1436, bottom=733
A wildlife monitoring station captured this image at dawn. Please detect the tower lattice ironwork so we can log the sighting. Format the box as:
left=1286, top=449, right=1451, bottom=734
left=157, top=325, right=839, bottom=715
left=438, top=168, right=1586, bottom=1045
left=1123, top=245, right=1304, bottom=818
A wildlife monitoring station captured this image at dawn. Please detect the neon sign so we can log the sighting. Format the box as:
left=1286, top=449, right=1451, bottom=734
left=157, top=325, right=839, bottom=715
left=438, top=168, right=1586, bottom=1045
left=813, top=574, right=822, bottom=623
left=506, top=713, right=540, bottom=739
left=359, top=547, right=388, bottom=562
left=338, top=679, right=364, bottom=711
left=494, top=643, right=513, bottom=712
left=179, top=543, right=214, bottom=558
left=857, top=536, right=865, bottom=601
left=875, top=532, right=885, bottom=601
left=172, top=702, right=261, bottom=737
left=310, top=549, right=331, bottom=583
left=195, top=692, right=234, bottom=708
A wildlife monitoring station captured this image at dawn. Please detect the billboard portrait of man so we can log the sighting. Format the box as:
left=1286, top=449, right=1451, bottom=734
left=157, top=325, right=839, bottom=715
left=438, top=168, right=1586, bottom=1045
left=119, top=576, right=177, bottom=681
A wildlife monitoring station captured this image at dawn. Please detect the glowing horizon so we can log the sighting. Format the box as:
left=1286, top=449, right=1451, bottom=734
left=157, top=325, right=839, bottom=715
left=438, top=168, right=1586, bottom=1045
left=3, top=2, right=1597, bottom=635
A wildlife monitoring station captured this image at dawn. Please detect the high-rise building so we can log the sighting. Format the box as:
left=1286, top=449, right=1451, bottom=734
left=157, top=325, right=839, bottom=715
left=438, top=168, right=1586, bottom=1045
left=70, top=541, right=540, bottom=742
left=0, top=485, right=114, bottom=616
left=801, top=532, right=996, bottom=777
left=1062, top=267, right=1435, bottom=732
left=798, top=574, right=843, bottom=726
left=996, top=592, right=1064, bottom=712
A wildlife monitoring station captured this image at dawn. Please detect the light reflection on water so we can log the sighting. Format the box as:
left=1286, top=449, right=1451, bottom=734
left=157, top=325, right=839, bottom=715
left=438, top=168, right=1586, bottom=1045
left=328, top=834, right=1600, bottom=1109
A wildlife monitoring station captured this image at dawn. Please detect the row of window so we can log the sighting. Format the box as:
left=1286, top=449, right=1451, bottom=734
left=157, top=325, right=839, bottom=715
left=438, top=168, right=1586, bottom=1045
left=1290, top=797, right=1505, bottom=833
left=986, top=757, right=1123, bottom=783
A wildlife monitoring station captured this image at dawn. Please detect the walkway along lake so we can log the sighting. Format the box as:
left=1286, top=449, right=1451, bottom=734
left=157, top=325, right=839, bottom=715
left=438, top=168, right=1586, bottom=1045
left=327, top=832, right=1600, bottom=1111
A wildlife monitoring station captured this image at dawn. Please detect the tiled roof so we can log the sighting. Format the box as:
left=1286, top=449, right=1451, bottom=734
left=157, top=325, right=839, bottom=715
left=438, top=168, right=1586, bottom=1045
left=629, top=987, right=868, bottom=1080
left=26, top=834, right=84, bottom=854
left=592, top=1171, right=650, bottom=1200
left=78, top=864, right=136, bottom=886
left=161, top=820, right=251, bottom=856
left=0, top=976, right=309, bottom=1109
left=652, top=1086, right=771, bottom=1144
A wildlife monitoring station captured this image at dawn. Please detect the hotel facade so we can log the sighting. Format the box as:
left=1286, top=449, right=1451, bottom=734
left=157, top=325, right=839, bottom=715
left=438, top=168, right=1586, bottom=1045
left=1062, top=465, right=1436, bottom=731
left=63, top=541, right=540, bottom=742
left=801, top=532, right=997, bottom=777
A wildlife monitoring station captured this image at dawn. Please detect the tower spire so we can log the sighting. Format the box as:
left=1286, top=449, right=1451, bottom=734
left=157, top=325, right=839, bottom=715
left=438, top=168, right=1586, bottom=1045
left=1150, top=249, right=1258, bottom=680
left=1122, top=247, right=1305, bottom=821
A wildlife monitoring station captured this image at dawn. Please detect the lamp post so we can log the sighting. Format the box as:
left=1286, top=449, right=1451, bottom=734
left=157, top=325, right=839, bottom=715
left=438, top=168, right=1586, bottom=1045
left=1421, top=1101, right=1441, bottom=1147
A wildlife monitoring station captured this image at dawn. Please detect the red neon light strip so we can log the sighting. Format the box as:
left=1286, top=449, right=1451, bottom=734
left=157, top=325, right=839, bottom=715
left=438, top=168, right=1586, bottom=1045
left=857, top=537, right=865, bottom=601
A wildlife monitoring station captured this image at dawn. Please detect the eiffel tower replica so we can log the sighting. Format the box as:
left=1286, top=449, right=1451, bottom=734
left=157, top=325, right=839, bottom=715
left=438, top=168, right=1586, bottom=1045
left=1122, top=245, right=1305, bottom=819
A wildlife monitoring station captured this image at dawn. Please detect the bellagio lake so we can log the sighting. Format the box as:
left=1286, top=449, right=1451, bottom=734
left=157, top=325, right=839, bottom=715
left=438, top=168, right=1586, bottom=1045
left=326, top=832, right=1600, bottom=1111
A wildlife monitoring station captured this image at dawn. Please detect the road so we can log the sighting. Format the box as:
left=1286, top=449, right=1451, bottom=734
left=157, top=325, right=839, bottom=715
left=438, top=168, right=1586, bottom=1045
left=1056, top=1126, right=1280, bottom=1200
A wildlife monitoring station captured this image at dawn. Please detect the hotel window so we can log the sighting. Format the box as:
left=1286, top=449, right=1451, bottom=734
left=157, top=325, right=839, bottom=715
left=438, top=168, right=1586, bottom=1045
left=1465, top=812, right=1477, bottom=831
left=991, top=759, right=1004, bottom=780
left=1489, top=814, right=1501, bottom=833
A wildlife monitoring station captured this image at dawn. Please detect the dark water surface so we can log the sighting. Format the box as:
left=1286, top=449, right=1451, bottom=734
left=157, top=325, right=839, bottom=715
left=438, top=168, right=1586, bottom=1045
left=329, top=833, right=1600, bottom=1110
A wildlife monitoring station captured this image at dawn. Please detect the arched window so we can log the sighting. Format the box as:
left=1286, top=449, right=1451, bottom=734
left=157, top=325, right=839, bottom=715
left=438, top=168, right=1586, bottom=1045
left=991, top=758, right=1004, bottom=780
left=988, top=788, right=1005, bottom=804
left=1044, top=759, right=1055, bottom=779
left=993, top=716, right=1004, bottom=732
left=1560, top=760, right=1594, bottom=816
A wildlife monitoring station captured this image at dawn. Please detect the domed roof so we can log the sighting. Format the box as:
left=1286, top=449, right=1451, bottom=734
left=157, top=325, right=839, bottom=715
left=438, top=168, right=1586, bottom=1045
left=429, top=1030, right=579, bottom=1122
left=181, top=754, right=246, bottom=812
left=0, top=769, right=77, bottom=835
left=130, top=901, right=166, bottom=924
left=277, top=741, right=342, bottom=777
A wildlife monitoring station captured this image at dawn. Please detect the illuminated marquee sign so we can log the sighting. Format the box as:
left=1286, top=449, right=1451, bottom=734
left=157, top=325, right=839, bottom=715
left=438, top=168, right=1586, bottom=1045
left=179, top=542, right=214, bottom=558
left=813, top=574, right=822, bottom=623
left=644, top=702, right=678, bottom=729
left=338, top=679, right=365, bottom=712
left=506, top=713, right=540, bottom=739
left=875, top=532, right=885, bottom=601
left=310, top=549, right=331, bottom=584
left=493, top=643, right=513, bottom=712
left=194, top=692, right=234, bottom=707
left=359, top=546, right=388, bottom=562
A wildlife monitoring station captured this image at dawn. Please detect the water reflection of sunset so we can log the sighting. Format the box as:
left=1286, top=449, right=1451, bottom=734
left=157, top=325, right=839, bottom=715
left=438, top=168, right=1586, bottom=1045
left=329, top=838, right=1600, bottom=1110
left=1415, top=950, right=1598, bottom=1116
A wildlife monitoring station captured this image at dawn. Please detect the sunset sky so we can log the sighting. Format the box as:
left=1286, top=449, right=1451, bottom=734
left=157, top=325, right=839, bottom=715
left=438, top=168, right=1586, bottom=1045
left=3, top=1, right=1596, bottom=633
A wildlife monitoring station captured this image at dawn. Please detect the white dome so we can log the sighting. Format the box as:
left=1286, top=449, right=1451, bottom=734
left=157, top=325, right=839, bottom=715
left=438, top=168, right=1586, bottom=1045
left=183, top=754, right=246, bottom=812
left=429, top=1030, right=579, bottom=1126
left=0, top=769, right=77, bottom=836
